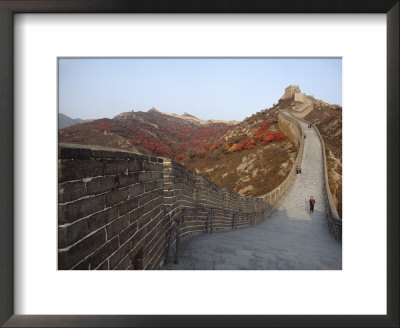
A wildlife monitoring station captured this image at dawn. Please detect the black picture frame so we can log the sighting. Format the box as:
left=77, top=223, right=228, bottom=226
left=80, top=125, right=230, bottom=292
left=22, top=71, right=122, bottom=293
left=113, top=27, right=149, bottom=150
left=0, top=1, right=398, bottom=327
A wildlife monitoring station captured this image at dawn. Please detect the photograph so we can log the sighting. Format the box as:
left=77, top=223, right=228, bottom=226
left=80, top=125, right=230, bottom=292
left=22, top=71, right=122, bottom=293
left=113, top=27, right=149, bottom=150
left=58, top=58, right=342, bottom=270
left=1, top=1, right=397, bottom=325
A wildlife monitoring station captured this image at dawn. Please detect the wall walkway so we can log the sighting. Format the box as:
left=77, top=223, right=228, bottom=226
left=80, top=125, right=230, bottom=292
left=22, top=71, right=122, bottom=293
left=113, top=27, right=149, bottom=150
left=164, top=114, right=342, bottom=270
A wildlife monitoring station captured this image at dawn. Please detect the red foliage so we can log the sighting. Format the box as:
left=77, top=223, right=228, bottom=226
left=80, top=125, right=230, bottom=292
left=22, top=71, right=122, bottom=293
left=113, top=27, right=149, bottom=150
left=109, top=118, right=231, bottom=158
left=207, top=141, right=223, bottom=151
left=61, top=113, right=286, bottom=160
left=225, top=122, right=285, bottom=153
left=257, top=131, right=286, bottom=145
left=175, top=153, right=187, bottom=161
left=227, top=139, right=255, bottom=153
left=252, top=122, right=286, bottom=145
left=256, top=121, right=273, bottom=134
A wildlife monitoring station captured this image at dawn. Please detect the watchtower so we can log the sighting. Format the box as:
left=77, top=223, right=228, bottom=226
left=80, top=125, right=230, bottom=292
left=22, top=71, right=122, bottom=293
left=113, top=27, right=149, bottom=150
left=283, top=85, right=301, bottom=99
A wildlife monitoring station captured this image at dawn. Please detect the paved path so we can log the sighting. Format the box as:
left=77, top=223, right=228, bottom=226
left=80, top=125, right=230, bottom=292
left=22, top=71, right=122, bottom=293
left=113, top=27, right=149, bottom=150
left=165, top=116, right=342, bottom=270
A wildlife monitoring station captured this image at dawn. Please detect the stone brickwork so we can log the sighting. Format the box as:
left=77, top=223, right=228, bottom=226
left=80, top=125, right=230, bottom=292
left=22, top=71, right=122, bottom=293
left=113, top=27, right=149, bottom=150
left=58, top=145, right=164, bottom=270
left=163, top=160, right=269, bottom=242
left=58, top=113, right=304, bottom=270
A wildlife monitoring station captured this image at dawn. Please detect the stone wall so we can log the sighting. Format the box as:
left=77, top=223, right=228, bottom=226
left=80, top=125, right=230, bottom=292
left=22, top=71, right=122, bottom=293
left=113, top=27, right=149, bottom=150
left=278, top=111, right=303, bottom=148
left=294, top=93, right=306, bottom=103
left=58, top=145, right=165, bottom=270
left=291, top=97, right=314, bottom=118
left=163, top=160, right=268, bottom=241
left=58, top=113, right=305, bottom=270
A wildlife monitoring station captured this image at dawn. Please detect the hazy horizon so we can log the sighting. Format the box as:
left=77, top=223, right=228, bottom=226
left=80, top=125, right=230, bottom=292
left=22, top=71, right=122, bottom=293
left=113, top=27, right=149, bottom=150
left=59, top=58, right=342, bottom=122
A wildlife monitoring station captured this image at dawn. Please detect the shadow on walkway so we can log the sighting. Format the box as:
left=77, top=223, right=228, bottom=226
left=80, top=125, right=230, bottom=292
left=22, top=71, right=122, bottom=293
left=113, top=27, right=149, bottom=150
left=165, top=206, right=341, bottom=270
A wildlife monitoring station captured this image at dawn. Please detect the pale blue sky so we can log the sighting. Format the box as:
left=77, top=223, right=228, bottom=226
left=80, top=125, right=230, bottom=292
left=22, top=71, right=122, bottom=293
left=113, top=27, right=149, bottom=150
left=58, top=58, right=341, bottom=121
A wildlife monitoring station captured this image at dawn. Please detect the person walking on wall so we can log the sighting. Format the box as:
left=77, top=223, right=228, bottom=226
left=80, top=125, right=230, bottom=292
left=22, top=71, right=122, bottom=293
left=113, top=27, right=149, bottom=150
left=309, top=196, right=316, bottom=213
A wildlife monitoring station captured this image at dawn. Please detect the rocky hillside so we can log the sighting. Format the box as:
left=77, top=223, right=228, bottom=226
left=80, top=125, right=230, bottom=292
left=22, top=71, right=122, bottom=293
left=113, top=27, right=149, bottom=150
left=304, top=99, right=342, bottom=217
left=176, top=104, right=297, bottom=197
left=58, top=108, right=236, bottom=158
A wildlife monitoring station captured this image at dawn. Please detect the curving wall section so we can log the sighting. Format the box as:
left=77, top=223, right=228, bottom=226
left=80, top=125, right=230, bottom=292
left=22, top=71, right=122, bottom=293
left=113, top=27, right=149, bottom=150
left=292, top=96, right=314, bottom=118
left=162, top=110, right=305, bottom=265
left=57, top=112, right=305, bottom=270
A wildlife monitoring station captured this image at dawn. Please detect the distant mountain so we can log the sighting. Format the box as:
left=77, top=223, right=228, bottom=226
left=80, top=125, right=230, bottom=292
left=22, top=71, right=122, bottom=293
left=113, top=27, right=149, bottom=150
left=58, top=108, right=237, bottom=157
left=59, top=113, right=93, bottom=129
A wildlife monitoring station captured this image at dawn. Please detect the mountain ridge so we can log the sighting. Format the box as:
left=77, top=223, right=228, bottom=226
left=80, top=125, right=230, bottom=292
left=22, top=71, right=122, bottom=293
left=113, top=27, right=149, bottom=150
left=59, top=107, right=236, bottom=158
left=114, top=107, right=240, bottom=126
left=58, top=88, right=341, bottom=214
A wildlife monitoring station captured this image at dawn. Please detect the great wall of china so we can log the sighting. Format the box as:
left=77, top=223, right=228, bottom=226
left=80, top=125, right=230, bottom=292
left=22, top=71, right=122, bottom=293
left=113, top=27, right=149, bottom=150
left=58, top=99, right=342, bottom=270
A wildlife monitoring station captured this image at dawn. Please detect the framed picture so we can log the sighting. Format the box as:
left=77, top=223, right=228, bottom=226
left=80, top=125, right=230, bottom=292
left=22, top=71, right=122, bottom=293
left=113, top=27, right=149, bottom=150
left=1, top=0, right=398, bottom=327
